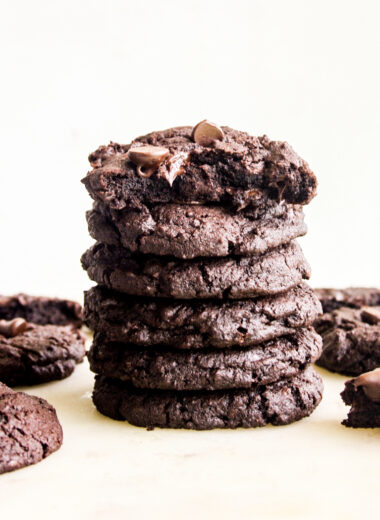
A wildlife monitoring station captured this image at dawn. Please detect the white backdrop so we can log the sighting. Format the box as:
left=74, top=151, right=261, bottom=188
left=1, top=0, right=379, bottom=301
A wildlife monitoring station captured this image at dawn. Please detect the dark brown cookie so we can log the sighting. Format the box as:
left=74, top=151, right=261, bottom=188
left=87, top=200, right=307, bottom=259
left=0, top=322, right=86, bottom=386
left=341, top=369, right=380, bottom=428
left=81, top=241, right=310, bottom=300
left=0, top=382, right=63, bottom=474
left=315, top=304, right=380, bottom=376
left=0, top=293, right=83, bottom=328
left=92, top=366, right=323, bottom=429
left=315, top=287, right=380, bottom=313
left=88, top=327, right=322, bottom=391
left=82, top=124, right=317, bottom=211
left=84, top=283, right=321, bottom=349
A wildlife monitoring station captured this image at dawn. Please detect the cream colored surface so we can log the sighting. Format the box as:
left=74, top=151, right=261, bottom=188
left=1, top=361, right=379, bottom=520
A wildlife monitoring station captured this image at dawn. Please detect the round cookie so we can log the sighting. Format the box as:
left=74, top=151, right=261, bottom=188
left=84, top=283, right=322, bottom=349
left=0, top=293, right=83, bottom=327
left=0, top=382, right=62, bottom=474
left=88, top=327, right=322, bottom=391
left=315, top=306, right=380, bottom=376
left=87, top=200, right=307, bottom=259
left=92, top=366, right=323, bottom=430
left=0, top=321, right=86, bottom=386
left=83, top=124, right=317, bottom=211
left=315, top=287, right=380, bottom=313
left=81, top=241, right=310, bottom=299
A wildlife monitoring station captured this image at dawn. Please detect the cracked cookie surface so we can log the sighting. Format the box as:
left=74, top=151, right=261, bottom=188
left=0, top=382, right=62, bottom=474
left=81, top=241, right=310, bottom=299
left=0, top=324, right=86, bottom=386
left=92, top=366, right=323, bottom=429
left=84, top=283, right=321, bottom=349
left=0, top=293, right=83, bottom=328
left=316, top=287, right=380, bottom=313
left=341, top=370, right=380, bottom=428
left=82, top=126, right=317, bottom=210
left=88, top=327, right=322, bottom=391
left=315, top=306, right=380, bottom=376
left=87, top=200, right=307, bottom=259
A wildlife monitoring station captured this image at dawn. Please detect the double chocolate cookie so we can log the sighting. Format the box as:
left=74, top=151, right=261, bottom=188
left=84, top=283, right=322, bottom=349
left=341, top=369, right=380, bottom=428
left=92, top=366, right=323, bottom=430
left=0, top=320, right=86, bottom=386
left=316, top=287, right=380, bottom=313
left=83, top=124, right=317, bottom=210
left=87, top=200, right=306, bottom=259
left=315, top=288, right=380, bottom=375
left=82, top=241, right=310, bottom=299
left=88, top=327, right=322, bottom=391
left=0, top=382, right=62, bottom=474
left=0, top=293, right=83, bottom=328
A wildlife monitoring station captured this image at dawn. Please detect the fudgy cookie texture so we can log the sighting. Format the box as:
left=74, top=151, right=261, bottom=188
left=341, top=369, right=380, bottom=428
left=0, top=293, right=83, bottom=328
left=316, top=287, right=380, bottom=313
left=0, top=323, right=86, bottom=386
left=87, top=200, right=307, bottom=259
left=0, top=382, right=63, bottom=474
left=82, top=124, right=317, bottom=210
left=92, top=366, right=323, bottom=429
left=81, top=241, right=310, bottom=300
left=84, top=283, right=322, bottom=349
left=88, top=327, right=322, bottom=391
left=315, top=305, right=380, bottom=376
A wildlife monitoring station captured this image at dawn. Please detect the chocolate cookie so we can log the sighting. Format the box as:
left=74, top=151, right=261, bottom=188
left=92, top=366, right=323, bottom=429
left=81, top=241, right=310, bottom=300
left=341, top=369, right=380, bottom=428
left=82, top=123, right=317, bottom=211
left=0, top=320, right=86, bottom=386
left=316, top=287, right=380, bottom=313
left=87, top=200, right=307, bottom=259
left=0, top=293, right=83, bottom=328
left=0, top=382, right=62, bottom=474
left=315, top=305, right=380, bottom=376
left=88, top=327, right=322, bottom=391
left=84, top=283, right=321, bottom=349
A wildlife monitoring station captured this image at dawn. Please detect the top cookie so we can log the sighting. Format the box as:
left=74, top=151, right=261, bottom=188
left=83, top=122, right=317, bottom=210
left=0, top=293, right=83, bottom=328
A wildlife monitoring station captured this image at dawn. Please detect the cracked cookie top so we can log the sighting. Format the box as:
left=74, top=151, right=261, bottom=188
left=83, top=123, right=317, bottom=210
left=0, top=382, right=63, bottom=474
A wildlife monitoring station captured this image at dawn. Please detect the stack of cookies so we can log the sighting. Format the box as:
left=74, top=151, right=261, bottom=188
left=81, top=121, right=323, bottom=430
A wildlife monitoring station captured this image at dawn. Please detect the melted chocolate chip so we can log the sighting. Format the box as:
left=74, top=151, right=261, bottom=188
left=128, top=145, right=169, bottom=177
left=0, top=318, right=28, bottom=338
left=158, top=152, right=189, bottom=186
left=354, top=369, right=380, bottom=402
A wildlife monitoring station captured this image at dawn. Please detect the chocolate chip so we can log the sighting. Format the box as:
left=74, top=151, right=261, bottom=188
left=128, top=145, right=169, bottom=177
left=0, top=318, right=28, bottom=338
left=157, top=152, right=189, bottom=186
left=191, top=120, right=224, bottom=146
left=354, top=369, right=380, bottom=402
left=361, top=306, right=380, bottom=325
